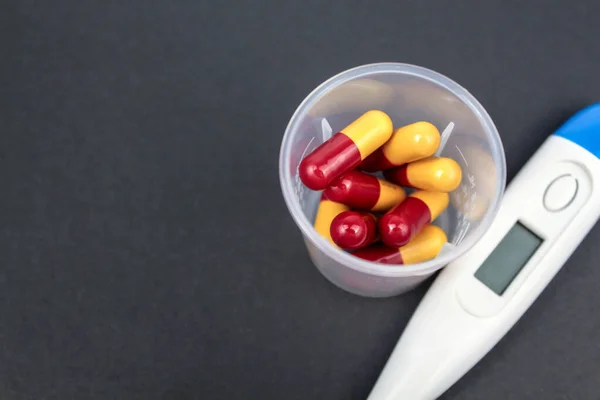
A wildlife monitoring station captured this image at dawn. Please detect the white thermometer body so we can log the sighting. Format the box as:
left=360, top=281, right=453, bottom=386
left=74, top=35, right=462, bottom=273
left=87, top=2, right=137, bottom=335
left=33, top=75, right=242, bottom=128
left=368, top=104, right=600, bottom=400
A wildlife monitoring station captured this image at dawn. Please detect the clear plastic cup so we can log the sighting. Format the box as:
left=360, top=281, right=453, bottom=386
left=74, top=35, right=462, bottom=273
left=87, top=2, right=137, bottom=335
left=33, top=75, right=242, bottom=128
left=279, top=63, right=506, bottom=297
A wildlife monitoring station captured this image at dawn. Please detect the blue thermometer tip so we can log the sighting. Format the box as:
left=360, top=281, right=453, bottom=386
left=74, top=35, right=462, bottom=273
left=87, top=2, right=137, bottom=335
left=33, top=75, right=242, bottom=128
left=554, top=103, right=600, bottom=159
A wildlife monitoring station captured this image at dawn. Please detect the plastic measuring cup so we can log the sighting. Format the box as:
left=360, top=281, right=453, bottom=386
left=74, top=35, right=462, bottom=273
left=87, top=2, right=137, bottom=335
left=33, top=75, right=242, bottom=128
left=279, top=63, right=506, bottom=297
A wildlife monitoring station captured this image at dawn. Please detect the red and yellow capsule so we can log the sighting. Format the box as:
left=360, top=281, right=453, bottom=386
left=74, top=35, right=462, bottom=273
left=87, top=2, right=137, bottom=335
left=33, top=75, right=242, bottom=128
left=323, top=170, right=406, bottom=212
left=360, top=121, right=440, bottom=172
left=384, top=156, right=463, bottom=192
left=299, top=110, right=394, bottom=190
left=379, top=191, right=449, bottom=248
left=330, top=211, right=378, bottom=250
left=314, top=194, right=350, bottom=246
left=353, top=225, right=447, bottom=264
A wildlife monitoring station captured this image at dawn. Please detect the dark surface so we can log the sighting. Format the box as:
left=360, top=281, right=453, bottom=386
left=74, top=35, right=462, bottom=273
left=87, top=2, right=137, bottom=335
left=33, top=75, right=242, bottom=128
left=2, top=1, right=600, bottom=399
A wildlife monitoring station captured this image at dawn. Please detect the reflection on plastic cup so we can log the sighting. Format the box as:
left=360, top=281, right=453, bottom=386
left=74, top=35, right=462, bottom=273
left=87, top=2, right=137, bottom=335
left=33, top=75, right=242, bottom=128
left=308, top=78, right=395, bottom=118
left=389, top=79, right=476, bottom=130
left=445, top=137, right=497, bottom=222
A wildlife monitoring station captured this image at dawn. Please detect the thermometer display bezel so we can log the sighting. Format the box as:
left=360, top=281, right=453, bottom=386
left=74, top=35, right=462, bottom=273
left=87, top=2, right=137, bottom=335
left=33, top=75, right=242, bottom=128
left=455, top=161, right=591, bottom=318
left=474, top=221, right=544, bottom=295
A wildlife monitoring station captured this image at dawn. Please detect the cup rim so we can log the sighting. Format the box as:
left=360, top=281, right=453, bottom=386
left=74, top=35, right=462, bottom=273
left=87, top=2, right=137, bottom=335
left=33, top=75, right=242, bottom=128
left=279, top=62, right=507, bottom=277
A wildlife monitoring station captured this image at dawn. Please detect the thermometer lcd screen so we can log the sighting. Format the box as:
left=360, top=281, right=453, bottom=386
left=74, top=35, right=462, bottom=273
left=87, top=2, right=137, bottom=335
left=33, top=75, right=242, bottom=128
left=474, top=222, right=543, bottom=295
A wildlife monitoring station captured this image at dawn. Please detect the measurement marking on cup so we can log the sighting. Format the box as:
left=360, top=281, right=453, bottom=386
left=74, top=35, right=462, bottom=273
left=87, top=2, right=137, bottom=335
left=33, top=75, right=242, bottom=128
left=455, top=145, right=468, bottom=167
left=438, top=242, right=456, bottom=257
left=454, top=219, right=470, bottom=244
left=468, top=174, right=476, bottom=189
left=470, top=190, right=477, bottom=202
left=435, top=122, right=455, bottom=157
left=321, top=118, right=333, bottom=142
left=460, top=222, right=470, bottom=243
left=300, top=137, right=316, bottom=162
left=294, top=137, right=317, bottom=206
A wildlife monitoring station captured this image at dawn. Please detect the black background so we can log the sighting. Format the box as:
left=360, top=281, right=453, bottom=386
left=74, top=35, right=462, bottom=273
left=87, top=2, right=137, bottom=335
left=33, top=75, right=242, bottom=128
left=2, top=1, right=600, bottom=399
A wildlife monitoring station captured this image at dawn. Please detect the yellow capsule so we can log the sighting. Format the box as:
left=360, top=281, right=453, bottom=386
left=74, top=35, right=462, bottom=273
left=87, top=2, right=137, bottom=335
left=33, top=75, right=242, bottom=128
left=352, top=225, right=447, bottom=265
left=360, top=121, right=440, bottom=171
left=399, top=225, right=448, bottom=264
left=314, top=194, right=350, bottom=246
left=384, top=156, right=463, bottom=192
left=341, top=110, right=394, bottom=159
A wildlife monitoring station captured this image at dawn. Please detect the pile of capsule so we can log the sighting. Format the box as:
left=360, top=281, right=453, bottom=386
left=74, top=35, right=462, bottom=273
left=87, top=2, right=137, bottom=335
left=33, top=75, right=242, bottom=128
left=299, top=110, right=462, bottom=265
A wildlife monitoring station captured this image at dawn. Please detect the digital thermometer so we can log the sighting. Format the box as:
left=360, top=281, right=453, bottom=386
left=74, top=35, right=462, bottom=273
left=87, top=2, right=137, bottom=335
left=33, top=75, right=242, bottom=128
left=368, top=104, right=600, bottom=400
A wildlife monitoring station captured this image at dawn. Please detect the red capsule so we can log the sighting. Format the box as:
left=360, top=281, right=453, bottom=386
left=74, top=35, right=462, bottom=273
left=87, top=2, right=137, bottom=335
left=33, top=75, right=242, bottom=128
left=314, top=193, right=350, bottom=246
left=353, top=244, right=404, bottom=264
left=330, top=211, right=378, bottom=250
left=379, top=191, right=449, bottom=248
left=323, top=170, right=406, bottom=212
left=298, top=110, right=393, bottom=190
